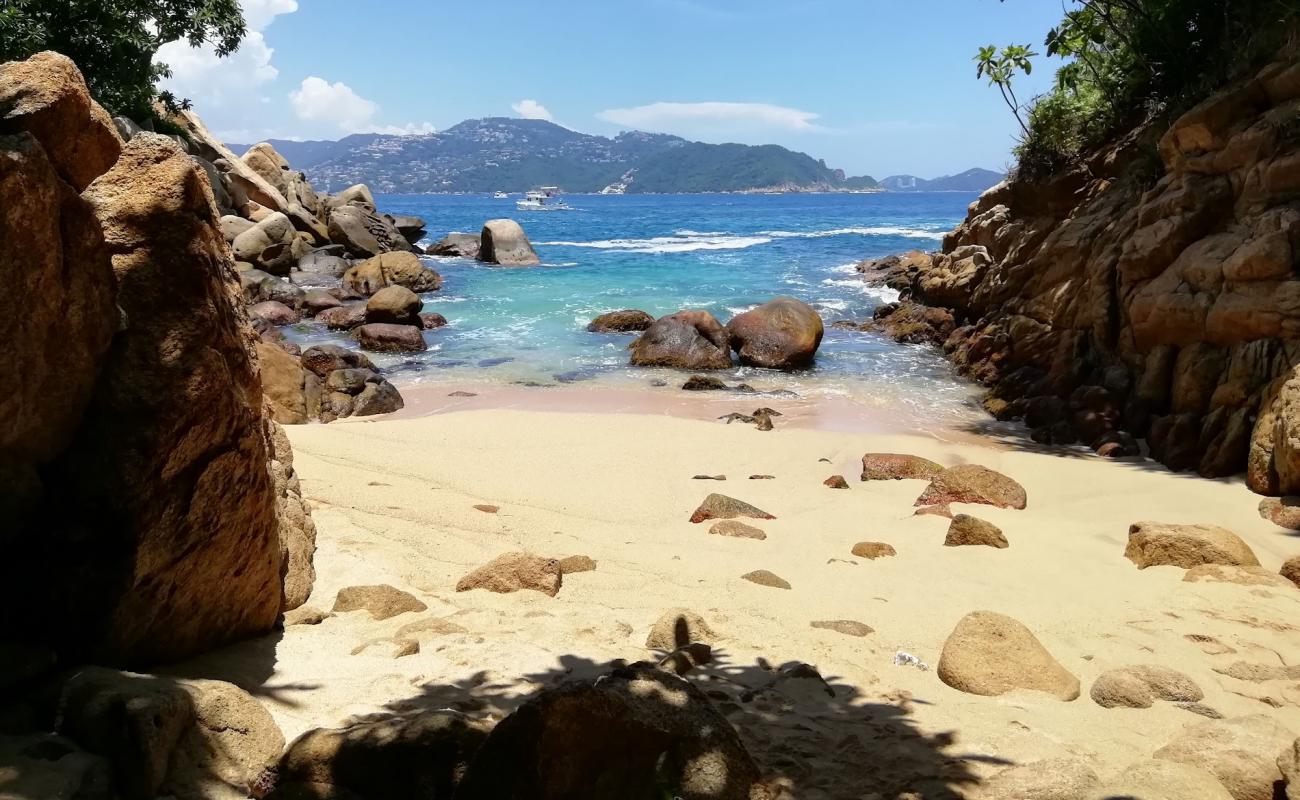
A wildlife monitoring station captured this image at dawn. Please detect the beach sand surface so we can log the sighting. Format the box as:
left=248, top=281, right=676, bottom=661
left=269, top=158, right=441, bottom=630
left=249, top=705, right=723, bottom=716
left=173, top=404, right=1300, bottom=798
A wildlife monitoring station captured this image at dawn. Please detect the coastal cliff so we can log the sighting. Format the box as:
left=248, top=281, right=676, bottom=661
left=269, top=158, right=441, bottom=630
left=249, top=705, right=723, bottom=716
left=864, top=46, right=1300, bottom=490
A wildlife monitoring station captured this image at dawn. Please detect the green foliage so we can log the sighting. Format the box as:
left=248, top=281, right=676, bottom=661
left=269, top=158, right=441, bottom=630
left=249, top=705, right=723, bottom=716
left=982, top=0, right=1300, bottom=178
left=0, top=0, right=245, bottom=120
left=974, top=44, right=1039, bottom=136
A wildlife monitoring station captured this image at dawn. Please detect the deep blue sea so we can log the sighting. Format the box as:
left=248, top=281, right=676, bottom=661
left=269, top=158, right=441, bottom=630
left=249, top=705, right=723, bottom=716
left=290, top=192, right=986, bottom=425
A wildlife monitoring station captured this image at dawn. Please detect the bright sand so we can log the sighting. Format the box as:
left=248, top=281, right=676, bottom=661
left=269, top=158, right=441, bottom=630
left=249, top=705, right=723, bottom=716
left=174, top=389, right=1300, bottom=797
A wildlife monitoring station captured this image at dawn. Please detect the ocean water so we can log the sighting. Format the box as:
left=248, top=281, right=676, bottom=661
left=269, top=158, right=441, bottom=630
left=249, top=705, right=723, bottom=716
left=288, top=192, right=986, bottom=425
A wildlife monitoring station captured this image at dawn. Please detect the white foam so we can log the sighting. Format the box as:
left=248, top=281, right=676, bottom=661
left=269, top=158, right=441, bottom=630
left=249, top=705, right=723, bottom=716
left=760, top=226, right=945, bottom=240
left=536, top=233, right=772, bottom=254
left=821, top=277, right=900, bottom=304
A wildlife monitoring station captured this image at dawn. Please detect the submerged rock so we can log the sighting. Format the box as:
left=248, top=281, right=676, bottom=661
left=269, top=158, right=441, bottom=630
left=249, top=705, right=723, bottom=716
left=427, top=231, right=481, bottom=258
left=588, top=308, right=655, bottom=333
left=725, top=295, right=824, bottom=370
left=630, top=310, right=733, bottom=370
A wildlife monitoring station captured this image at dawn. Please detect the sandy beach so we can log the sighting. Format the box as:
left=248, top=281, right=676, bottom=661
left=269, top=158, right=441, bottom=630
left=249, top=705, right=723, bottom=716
left=171, top=397, right=1300, bottom=798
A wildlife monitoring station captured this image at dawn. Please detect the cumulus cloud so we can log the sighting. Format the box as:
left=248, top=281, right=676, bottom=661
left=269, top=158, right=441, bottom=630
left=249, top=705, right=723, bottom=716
left=241, top=0, right=299, bottom=31
left=289, top=77, right=434, bottom=136
left=596, top=101, right=822, bottom=133
left=511, top=99, right=554, bottom=121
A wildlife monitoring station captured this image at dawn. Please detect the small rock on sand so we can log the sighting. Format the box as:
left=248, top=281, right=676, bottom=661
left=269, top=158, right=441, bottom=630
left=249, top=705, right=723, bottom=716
left=1091, top=665, right=1203, bottom=708
left=915, top=504, right=954, bottom=519
left=741, top=569, right=790, bottom=589
left=333, top=584, right=428, bottom=620
left=689, top=493, right=775, bottom=524
left=937, top=610, right=1080, bottom=700
left=557, top=555, right=597, bottom=573
left=692, top=474, right=726, bottom=481
left=1124, top=522, right=1260, bottom=569
left=861, top=453, right=944, bottom=482
left=350, top=637, right=420, bottom=658
left=473, top=504, right=499, bottom=513
left=915, top=464, right=1027, bottom=509
left=709, top=520, right=767, bottom=540
left=283, top=606, right=332, bottom=626
left=944, top=514, right=1008, bottom=549
left=824, top=475, right=850, bottom=489
left=749, top=474, right=775, bottom=480
left=1086, top=760, right=1233, bottom=800
left=1259, top=496, right=1300, bottom=529
left=448, top=390, right=477, bottom=397
left=1183, top=564, right=1296, bottom=588
left=646, top=608, right=716, bottom=650
left=657, top=643, right=713, bottom=675
left=456, top=552, right=562, bottom=597
left=850, top=542, right=896, bottom=560
left=1153, top=714, right=1296, bottom=800
left=976, top=758, right=1100, bottom=800
left=1282, top=556, right=1300, bottom=589
left=810, top=620, right=874, bottom=637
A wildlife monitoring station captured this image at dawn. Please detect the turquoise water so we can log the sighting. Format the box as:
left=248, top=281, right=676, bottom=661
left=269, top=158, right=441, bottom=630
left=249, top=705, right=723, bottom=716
left=289, top=192, right=985, bottom=424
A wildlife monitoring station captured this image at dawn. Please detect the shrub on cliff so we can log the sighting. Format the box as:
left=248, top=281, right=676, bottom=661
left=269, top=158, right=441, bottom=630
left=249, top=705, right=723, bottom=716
left=0, top=0, right=245, bottom=120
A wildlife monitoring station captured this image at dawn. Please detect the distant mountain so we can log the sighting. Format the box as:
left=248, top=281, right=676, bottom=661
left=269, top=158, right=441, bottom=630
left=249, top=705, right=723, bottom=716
left=879, top=168, right=1004, bottom=193
left=842, top=175, right=880, bottom=190
left=233, top=118, right=847, bottom=194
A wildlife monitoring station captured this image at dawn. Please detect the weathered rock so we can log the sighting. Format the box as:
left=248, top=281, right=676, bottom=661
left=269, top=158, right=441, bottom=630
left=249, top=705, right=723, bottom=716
left=249, top=299, right=297, bottom=326
left=240, top=142, right=289, bottom=195
left=916, top=464, right=1028, bottom=509
left=0, top=131, right=116, bottom=478
left=657, top=643, right=713, bottom=675
left=350, top=637, right=419, bottom=658
left=1283, top=556, right=1300, bottom=588
left=558, top=554, right=597, bottom=573
left=1260, top=496, right=1300, bottom=529
left=365, top=285, right=423, bottom=326
left=1154, top=715, right=1296, bottom=800
left=945, top=514, right=1009, bottom=548
left=851, top=542, right=896, bottom=559
left=173, top=109, right=288, bottom=215
left=342, top=251, right=442, bottom=296
left=353, top=322, right=427, bottom=353
left=861, top=453, right=945, bottom=481
left=42, top=133, right=284, bottom=663
left=220, top=214, right=254, bottom=243
left=1124, top=522, right=1260, bottom=569
left=283, top=606, right=331, bottom=626
left=426, top=232, right=481, bottom=258
left=824, top=475, right=850, bottom=489
left=588, top=309, right=655, bottom=333
left=709, top=520, right=767, bottom=540
left=257, top=342, right=317, bottom=425
left=326, top=183, right=376, bottom=212
left=273, top=711, right=491, bottom=800
left=688, top=493, right=775, bottom=523
left=1088, top=760, right=1234, bottom=800
left=232, top=212, right=298, bottom=275
left=937, top=611, right=1080, bottom=700
left=1183, top=564, right=1297, bottom=588
left=332, top=585, right=427, bottom=620
left=302, top=288, right=341, bottom=315
left=297, top=250, right=350, bottom=278
left=646, top=609, right=716, bottom=650
left=350, top=381, right=404, bottom=417
left=453, top=665, right=767, bottom=800
left=0, top=51, right=121, bottom=191
left=810, top=620, right=874, bottom=637
left=316, top=302, right=367, bottom=330
left=54, top=668, right=283, bottom=799
left=300, top=344, right=376, bottom=378
left=683, top=374, right=728, bottom=391
left=1091, top=665, right=1203, bottom=708
left=1279, top=738, right=1298, bottom=800
left=630, top=310, right=733, bottom=370
left=455, top=552, right=562, bottom=597
left=725, top=296, right=824, bottom=370
left=420, top=311, right=448, bottom=329
left=977, top=758, right=1101, bottom=800
left=395, top=616, right=469, bottom=639
left=0, top=733, right=114, bottom=799
left=328, top=205, right=412, bottom=258
left=267, top=421, right=315, bottom=611
left=478, top=218, right=540, bottom=266
left=741, top=569, right=791, bottom=589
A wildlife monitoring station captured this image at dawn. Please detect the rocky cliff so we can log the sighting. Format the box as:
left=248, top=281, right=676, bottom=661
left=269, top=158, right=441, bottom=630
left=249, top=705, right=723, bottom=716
left=862, top=47, right=1300, bottom=492
left=0, top=52, right=313, bottom=666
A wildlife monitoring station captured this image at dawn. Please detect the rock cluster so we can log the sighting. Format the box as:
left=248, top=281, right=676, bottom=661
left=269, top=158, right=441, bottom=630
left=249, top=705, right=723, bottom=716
left=625, top=297, right=826, bottom=372
left=855, top=51, right=1300, bottom=485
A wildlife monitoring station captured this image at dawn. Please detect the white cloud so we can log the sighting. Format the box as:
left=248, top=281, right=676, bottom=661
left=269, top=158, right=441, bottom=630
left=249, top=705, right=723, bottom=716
left=289, top=77, right=434, bottom=136
left=511, top=99, right=553, bottom=121
left=242, top=0, right=298, bottom=31
left=371, top=122, right=438, bottom=136
left=596, top=101, right=822, bottom=133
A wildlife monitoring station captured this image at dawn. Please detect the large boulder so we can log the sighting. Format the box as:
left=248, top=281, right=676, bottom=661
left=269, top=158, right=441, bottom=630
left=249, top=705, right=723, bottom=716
left=328, top=205, right=412, bottom=258
left=232, top=212, right=300, bottom=276
left=53, top=134, right=284, bottom=663
left=915, top=464, right=1028, bottom=509
left=976, top=758, right=1100, bottom=800
left=455, top=552, right=563, bottom=597
left=53, top=667, right=284, bottom=800
left=1154, top=715, right=1295, bottom=800
left=365, top=285, right=423, bottom=326
left=0, top=51, right=122, bottom=191
left=0, top=132, right=116, bottom=481
left=272, top=710, right=491, bottom=800
left=725, top=296, right=824, bottom=370
left=453, top=665, right=770, bottom=800
left=426, top=232, right=481, bottom=258
left=354, top=322, right=427, bottom=353
left=326, top=183, right=376, bottom=213
left=588, top=309, right=655, bottom=333
left=478, top=218, right=540, bottom=266
left=240, top=142, right=289, bottom=196
left=937, top=611, right=1080, bottom=700
left=1124, top=522, right=1260, bottom=569
left=172, top=108, right=288, bottom=215
left=267, top=421, right=316, bottom=611
left=1090, top=664, right=1203, bottom=708
left=342, top=251, right=442, bottom=296
left=630, top=310, right=733, bottom=370
left=257, top=342, right=320, bottom=425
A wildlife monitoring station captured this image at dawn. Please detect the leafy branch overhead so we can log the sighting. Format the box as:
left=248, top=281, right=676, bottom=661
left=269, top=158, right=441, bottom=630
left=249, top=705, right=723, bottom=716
left=0, top=0, right=245, bottom=120
left=974, top=44, right=1038, bottom=137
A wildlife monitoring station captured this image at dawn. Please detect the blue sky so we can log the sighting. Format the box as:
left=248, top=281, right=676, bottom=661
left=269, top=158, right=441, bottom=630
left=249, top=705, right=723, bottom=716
left=158, top=0, right=1066, bottom=177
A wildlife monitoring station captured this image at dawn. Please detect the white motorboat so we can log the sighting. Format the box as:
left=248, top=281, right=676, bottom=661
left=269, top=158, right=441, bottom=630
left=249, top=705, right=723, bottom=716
left=516, top=186, right=571, bottom=211
left=492, top=191, right=509, bottom=199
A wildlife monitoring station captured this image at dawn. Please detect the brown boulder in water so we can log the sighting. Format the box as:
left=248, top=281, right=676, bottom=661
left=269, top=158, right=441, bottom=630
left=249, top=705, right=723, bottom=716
left=630, top=310, right=733, bottom=370
left=915, top=464, right=1028, bottom=509
left=478, top=218, right=540, bottom=266
left=937, top=611, right=1080, bottom=700
left=342, top=251, right=441, bottom=296
left=456, top=552, right=562, bottom=597
left=353, top=322, right=426, bottom=353
left=328, top=204, right=413, bottom=258
left=725, top=296, right=824, bottom=370
left=426, top=232, right=481, bottom=258
left=588, top=309, right=655, bottom=332
left=453, top=665, right=768, bottom=800
left=689, top=493, right=776, bottom=524
left=365, top=285, right=423, bottom=326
